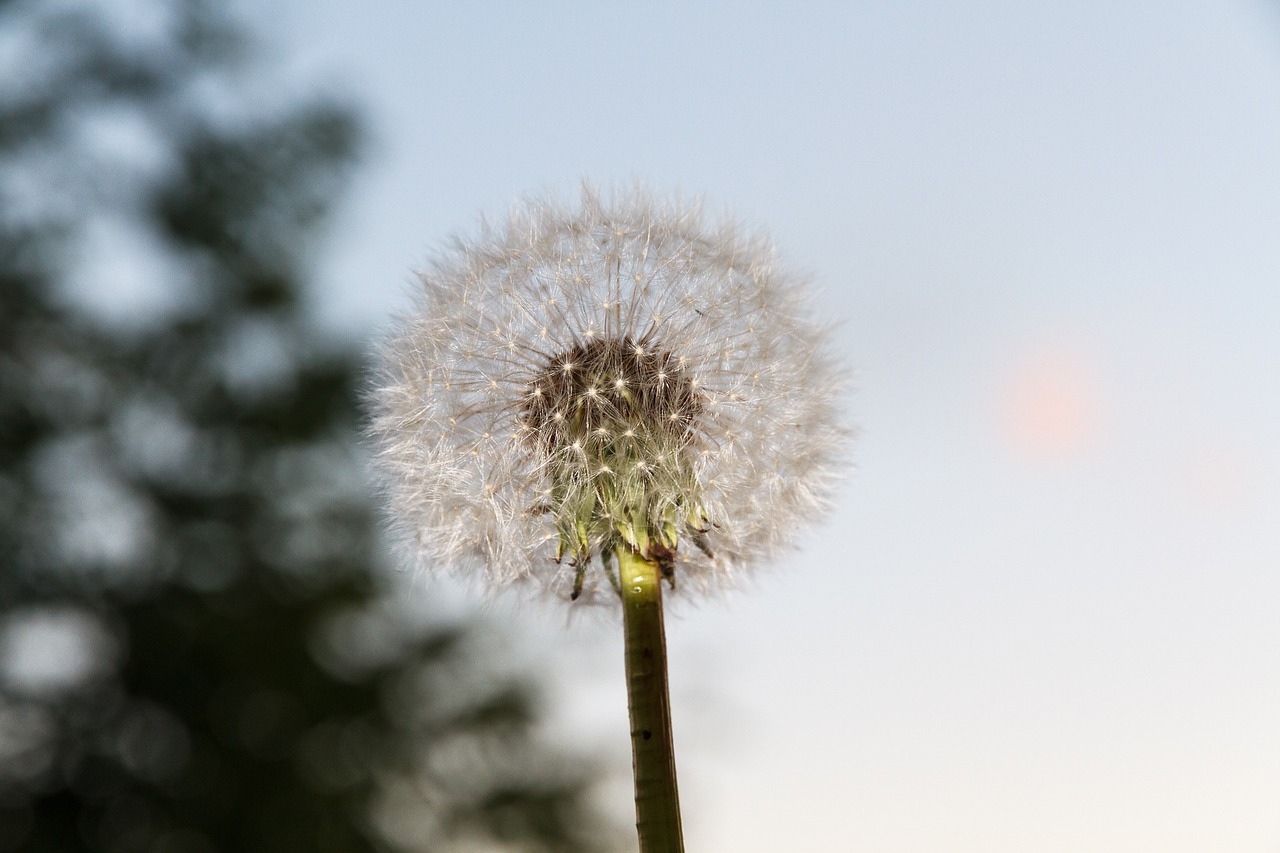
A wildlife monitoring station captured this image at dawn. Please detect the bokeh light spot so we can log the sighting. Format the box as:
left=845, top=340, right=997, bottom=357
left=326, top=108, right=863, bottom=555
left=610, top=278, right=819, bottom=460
left=998, top=345, right=1101, bottom=461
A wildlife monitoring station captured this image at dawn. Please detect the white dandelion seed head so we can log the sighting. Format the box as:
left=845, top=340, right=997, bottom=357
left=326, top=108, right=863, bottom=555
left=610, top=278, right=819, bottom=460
left=368, top=185, right=849, bottom=606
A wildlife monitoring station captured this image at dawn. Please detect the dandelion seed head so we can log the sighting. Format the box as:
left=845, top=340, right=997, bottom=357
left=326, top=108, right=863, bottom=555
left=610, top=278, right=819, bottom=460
left=369, top=185, right=849, bottom=605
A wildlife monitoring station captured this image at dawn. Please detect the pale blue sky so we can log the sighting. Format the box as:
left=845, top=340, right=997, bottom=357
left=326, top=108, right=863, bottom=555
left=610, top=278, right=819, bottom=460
left=251, top=2, right=1280, bottom=849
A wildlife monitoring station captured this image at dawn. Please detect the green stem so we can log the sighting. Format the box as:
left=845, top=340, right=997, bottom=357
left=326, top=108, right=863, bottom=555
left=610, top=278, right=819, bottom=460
left=618, top=545, right=684, bottom=853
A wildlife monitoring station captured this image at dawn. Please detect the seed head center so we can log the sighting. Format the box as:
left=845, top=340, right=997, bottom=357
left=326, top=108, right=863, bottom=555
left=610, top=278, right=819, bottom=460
left=520, top=336, right=702, bottom=457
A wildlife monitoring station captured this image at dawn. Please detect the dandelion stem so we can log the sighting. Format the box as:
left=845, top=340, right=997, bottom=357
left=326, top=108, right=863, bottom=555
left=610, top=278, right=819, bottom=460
left=619, top=545, right=684, bottom=853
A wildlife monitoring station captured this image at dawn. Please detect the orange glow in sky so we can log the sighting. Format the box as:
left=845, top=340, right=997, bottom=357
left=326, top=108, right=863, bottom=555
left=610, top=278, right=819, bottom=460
left=999, top=346, right=1101, bottom=460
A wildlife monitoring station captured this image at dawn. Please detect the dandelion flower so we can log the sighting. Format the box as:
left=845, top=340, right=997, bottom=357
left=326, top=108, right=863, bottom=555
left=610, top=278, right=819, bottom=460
left=369, top=185, right=848, bottom=852
left=369, top=186, right=846, bottom=604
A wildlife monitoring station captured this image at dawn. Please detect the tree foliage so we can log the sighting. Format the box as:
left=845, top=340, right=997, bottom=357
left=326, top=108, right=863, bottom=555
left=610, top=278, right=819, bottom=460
left=0, top=1, right=619, bottom=850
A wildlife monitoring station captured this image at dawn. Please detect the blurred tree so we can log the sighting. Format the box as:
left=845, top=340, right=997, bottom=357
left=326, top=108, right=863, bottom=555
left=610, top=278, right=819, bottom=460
left=0, top=1, right=621, bottom=851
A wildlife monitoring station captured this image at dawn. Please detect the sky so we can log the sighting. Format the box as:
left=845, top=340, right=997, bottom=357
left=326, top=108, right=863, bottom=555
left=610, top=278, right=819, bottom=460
left=246, top=2, right=1280, bottom=850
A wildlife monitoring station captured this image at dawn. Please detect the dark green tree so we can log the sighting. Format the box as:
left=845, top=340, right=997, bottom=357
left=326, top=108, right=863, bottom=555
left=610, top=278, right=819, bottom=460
left=0, top=1, right=621, bottom=850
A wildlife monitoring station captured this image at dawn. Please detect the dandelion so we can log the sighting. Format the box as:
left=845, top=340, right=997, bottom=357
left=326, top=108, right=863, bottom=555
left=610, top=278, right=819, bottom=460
left=368, top=185, right=847, bottom=851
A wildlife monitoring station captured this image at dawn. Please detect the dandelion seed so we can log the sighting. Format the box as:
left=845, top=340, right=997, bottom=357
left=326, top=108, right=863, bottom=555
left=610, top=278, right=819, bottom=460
left=368, top=185, right=847, bottom=603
